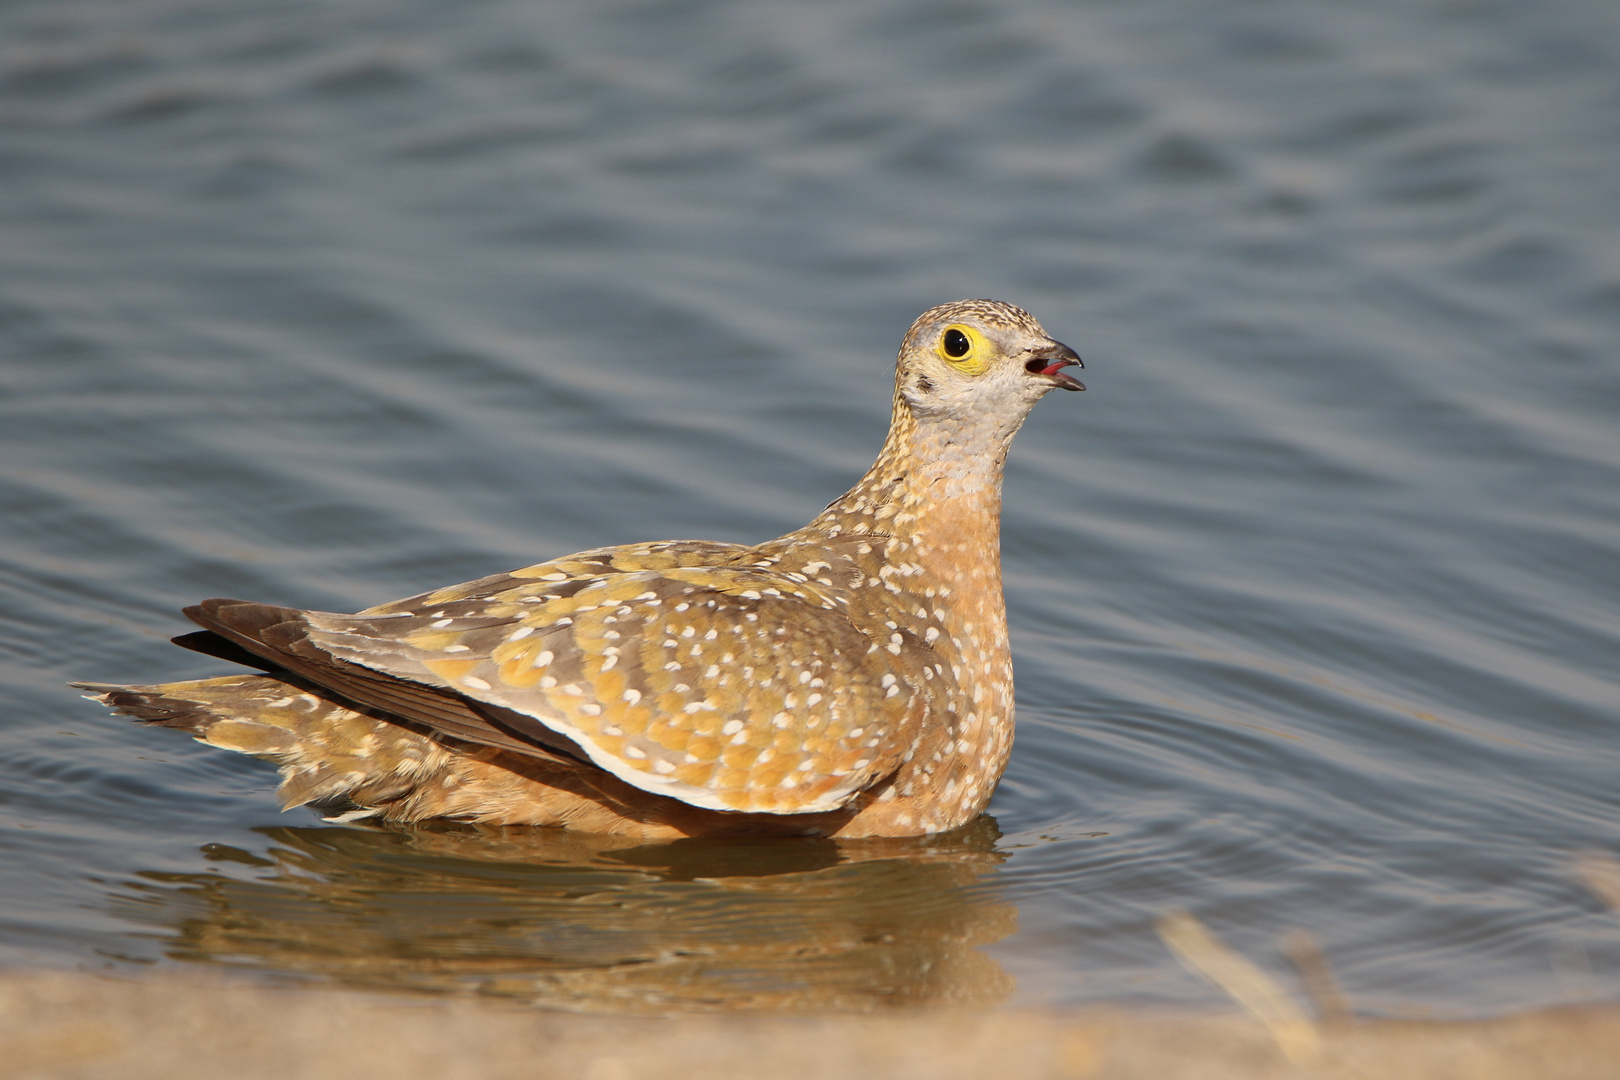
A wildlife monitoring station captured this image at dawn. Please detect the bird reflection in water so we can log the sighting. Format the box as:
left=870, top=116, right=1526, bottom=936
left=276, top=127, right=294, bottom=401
left=107, top=817, right=1016, bottom=1013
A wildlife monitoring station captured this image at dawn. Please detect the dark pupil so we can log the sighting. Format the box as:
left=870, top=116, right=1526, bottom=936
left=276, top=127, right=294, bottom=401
left=943, top=329, right=970, bottom=357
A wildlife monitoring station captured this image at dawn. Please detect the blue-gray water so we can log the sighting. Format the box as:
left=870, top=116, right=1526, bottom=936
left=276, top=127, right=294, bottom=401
left=2, top=0, right=1617, bottom=1016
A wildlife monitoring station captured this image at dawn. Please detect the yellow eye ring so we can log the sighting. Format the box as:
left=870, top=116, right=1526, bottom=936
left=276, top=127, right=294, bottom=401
left=937, top=324, right=989, bottom=375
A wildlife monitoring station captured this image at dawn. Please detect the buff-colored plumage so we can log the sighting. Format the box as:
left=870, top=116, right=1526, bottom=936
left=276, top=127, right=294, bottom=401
left=77, top=300, right=1082, bottom=838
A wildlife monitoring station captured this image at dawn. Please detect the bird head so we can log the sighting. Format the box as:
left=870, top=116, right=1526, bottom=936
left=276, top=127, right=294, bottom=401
left=894, top=300, right=1084, bottom=424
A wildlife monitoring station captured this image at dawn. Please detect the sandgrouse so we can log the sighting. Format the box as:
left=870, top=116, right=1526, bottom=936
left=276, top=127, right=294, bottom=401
left=77, top=300, right=1083, bottom=839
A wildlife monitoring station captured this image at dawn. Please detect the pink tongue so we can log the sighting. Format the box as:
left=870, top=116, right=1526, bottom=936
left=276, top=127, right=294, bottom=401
left=1039, top=361, right=1073, bottom=375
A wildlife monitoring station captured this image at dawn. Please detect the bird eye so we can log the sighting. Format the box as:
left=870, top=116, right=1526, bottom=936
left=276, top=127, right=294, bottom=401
left=943, top=328, right=970, bottom=358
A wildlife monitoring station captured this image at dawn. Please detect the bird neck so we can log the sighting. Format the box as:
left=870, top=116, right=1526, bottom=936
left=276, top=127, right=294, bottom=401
left=812, top=397, right=1017, bottom=543
left=803, top=401, right=1012, bottom=707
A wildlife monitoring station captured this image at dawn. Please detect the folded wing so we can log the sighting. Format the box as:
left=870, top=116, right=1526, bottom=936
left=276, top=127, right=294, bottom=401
left=186, top=548, right=932, bottom=814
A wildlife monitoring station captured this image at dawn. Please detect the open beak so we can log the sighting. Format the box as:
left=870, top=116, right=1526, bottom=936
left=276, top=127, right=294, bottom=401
left=1025, top=342, right=1085, bottom=391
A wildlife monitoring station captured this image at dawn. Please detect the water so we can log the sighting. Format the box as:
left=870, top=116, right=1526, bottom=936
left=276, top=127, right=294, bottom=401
left=2, top=0, right=1617, bottom=1017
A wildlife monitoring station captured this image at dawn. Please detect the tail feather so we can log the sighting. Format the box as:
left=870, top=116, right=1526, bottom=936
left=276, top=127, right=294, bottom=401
left=75, top=673, right=724, bottom=835
left=74, top=674, right=451, bottom=814
left=180, top=598, right=570, bottom=762
left=72, top=681, right=238, bottom=738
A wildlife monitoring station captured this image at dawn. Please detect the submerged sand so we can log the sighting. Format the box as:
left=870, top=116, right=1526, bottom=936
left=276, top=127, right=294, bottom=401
left=1, top=969, right=1614, bottom=1080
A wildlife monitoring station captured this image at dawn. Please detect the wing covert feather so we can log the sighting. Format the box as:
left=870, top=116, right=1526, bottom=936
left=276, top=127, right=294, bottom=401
left=305, top=564, right=929, bottom=813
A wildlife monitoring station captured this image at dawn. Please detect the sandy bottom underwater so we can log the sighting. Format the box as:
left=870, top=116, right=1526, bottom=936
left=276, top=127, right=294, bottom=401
left=2, top=968, right=1616, bottom=1080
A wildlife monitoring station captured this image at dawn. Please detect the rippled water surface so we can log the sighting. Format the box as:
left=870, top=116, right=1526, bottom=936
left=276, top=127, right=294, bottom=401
left=2, top=0, right=1618, bottom=1016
